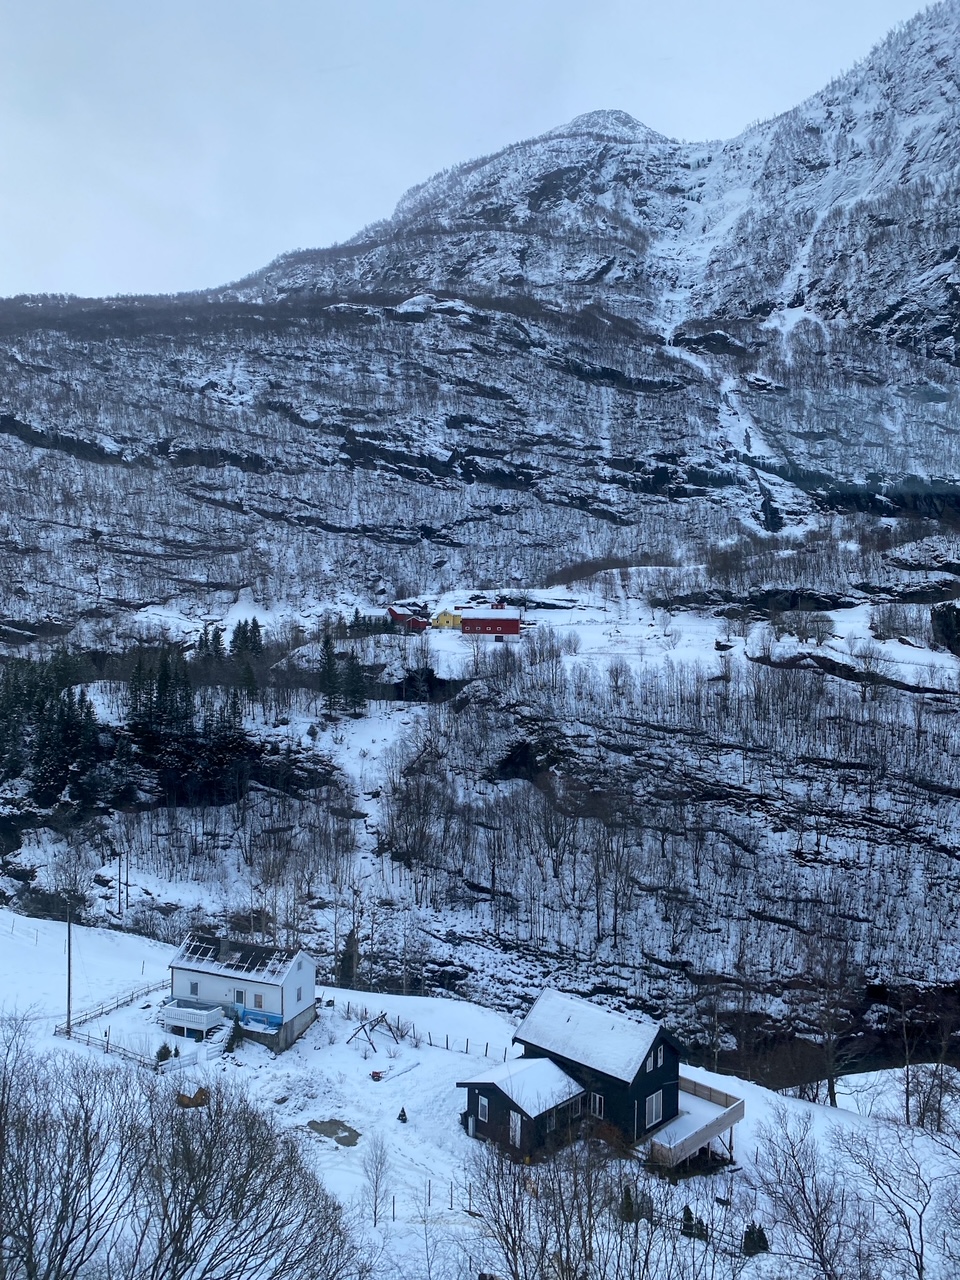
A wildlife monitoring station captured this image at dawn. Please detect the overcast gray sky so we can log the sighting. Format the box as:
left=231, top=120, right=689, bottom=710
left=0, top=0, right=930, bottom=298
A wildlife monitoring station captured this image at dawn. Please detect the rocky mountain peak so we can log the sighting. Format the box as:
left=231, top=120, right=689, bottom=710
left=545, top=109, right=669, bottom=144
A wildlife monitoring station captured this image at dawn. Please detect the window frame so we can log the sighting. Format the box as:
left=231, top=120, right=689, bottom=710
left=478, top=1094, right=489, bottom=1123
left=189, top=980, right=199, bottom=997
left=645, top=1089, right=663, bottom=1129
left=589, top=1092, right=604, bottom=1120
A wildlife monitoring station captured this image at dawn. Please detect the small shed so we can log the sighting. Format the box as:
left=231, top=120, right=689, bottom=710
left=513, top=989, right=683, bottom=1144
left=167, top=934, right=316, bottom=1051
left=387, top=605, right=430, bottom=632
left=457, top=1057, right=585, bottom=1157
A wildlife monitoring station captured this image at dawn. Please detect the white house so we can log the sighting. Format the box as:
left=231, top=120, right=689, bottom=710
left=165, top=933, right=317, bottom=1051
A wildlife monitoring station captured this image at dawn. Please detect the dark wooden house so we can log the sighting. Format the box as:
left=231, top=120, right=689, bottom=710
left=513, top=989, right=683, bottom=1145
left=457, top=1057, right=585, bottom=1158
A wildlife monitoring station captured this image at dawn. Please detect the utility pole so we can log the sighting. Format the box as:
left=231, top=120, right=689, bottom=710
left=66, top=902, right=73, bottom=1037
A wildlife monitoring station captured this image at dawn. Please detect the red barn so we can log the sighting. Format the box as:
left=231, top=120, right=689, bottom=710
left=387, top=606, right=430, bottom=632
left=460, top=607, right=521, bottom=640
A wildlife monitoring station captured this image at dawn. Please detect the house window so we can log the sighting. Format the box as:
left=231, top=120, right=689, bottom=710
left=546, top=1108, right=557, bottom=1132
left=646, top=1054, right=653, bottom=1073
left=297, top=959, right=303, bottom=971
left=296, top=986, right=302, bottom=1003
left=478, top=1095, right=489, bottom=1123
left=645, top=1090, right=663, bottom=1129
left=189, top=981, right=199, bottom=997
left=571, top=1096, right=582, bottom=1118
left=254, top=994, right=263, bottom=1010
left=234, top=989, right=245, bottom=1006
left=657, top=1045, right=664, bottom=1068
left=589, top=1092, right=604, bottom=1120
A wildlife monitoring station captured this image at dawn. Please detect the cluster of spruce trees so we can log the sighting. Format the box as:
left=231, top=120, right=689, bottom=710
left=0, top=654, right=103, bottom=804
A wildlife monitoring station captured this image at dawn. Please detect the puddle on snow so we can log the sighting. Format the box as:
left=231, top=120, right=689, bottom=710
left=307, top=1118, right=361, bottom=1147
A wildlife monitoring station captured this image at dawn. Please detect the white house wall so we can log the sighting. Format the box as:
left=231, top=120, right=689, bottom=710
left=281, top=956, right=316, bottom=1021
left=171, top=967, right=283, bottom=1017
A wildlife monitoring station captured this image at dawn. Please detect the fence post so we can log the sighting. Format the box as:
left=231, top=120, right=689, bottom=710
left=466, top=1039, right=469, bottom=1054
left=485, top=1042, right=489, bottom=1057
left=446, top=1034, right=449, bottom=1050
left=392, top=1196, right=396, bottom=1222
left=428, top=1179, right=431, bottom=1207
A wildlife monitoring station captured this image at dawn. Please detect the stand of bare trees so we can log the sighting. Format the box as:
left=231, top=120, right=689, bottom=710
left=467, top=1140, right=752, bottom=1280
left=750, top=1105, right=960, bottom=1280
left=0, top=1024, right=361, bottom=1280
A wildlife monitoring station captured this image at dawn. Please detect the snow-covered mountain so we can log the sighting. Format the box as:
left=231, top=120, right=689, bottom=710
left=236, top=0, right=960, bottom=357
left=2, top=2, right=960, bottom=634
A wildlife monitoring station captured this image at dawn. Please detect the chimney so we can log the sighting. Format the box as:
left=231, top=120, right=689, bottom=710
left=218, top=936, right=231, bottom=962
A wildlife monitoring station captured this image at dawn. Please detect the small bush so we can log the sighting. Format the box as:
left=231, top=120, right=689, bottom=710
left=226, top=1014, right=244, bottom=1054
left=742, top=1221, right=769, bottom=1255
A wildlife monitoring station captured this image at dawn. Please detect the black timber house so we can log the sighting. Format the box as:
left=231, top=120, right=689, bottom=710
left=512, top=989, right=683, bottom=1146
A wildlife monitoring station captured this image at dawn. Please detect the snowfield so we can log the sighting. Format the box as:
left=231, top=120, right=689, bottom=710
left=4, top=904, right=958, bottom=1277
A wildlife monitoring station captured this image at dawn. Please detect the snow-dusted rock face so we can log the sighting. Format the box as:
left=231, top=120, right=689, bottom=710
left=235, top=0, right=960, bottom=359
left=2, top=3, right=960, bottom=632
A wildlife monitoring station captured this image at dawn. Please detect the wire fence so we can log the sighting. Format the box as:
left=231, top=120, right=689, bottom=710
left=327, top=995, right=521, bottom=1064
left=53, top=980, right=169, bottom=1036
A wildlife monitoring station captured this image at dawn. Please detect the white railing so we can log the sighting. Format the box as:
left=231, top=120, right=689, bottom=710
left=159, top=1002, right=224, bottom=1033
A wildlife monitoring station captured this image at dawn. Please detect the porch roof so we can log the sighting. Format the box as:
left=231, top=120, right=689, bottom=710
left=458, top=1057, right=584, bottom=1118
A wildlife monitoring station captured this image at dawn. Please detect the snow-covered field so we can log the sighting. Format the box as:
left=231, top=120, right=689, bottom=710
left=4, top=904, right=956, bottom=1276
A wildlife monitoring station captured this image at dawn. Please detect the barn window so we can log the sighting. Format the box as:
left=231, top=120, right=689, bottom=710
left=478, top=1095, right=489, bottom=1123
left=657, top=1045, right=664, bottom=1068
left=645, top=1090, right=663, bottom=1128
left=189, top=981, right=199, bottom=997
left=254, top=994, right=263, bottom=1010
left=589, top=1092, right=604, bottom=1119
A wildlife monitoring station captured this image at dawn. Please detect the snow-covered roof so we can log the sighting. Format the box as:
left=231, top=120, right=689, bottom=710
left=457, top=1057, right=583, bottom=1117
left=514, top=989, right=663, bottom=1084
left=459, top=607, right=521, bottom=620
left=170, top=934, right=309, bottom=987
